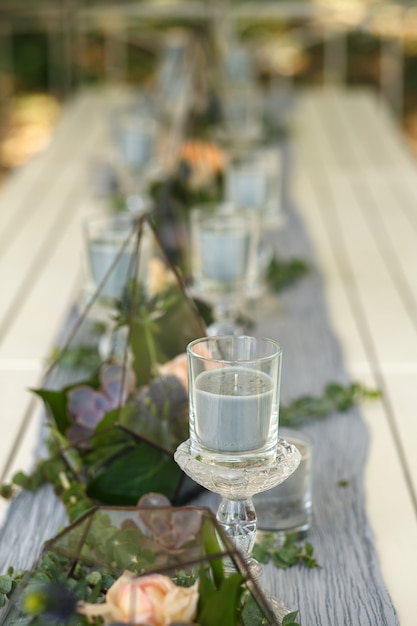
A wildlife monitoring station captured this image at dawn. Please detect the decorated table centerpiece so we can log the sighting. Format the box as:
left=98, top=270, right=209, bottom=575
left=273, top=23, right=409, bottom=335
left=1, top=505, right=285, bottom=626
left=8, top=215, right=209, bottom=519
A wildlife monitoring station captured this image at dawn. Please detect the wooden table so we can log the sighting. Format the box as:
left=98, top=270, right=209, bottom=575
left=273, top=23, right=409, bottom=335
left=0, top=87, right=129, bottom=498
left=0, top=86, right=416, bottom=625
left=291, top=88, right=417, bottom=624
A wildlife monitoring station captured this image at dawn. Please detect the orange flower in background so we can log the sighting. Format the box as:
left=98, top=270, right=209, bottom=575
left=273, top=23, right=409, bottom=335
left=179, top=139, right=226, bottom=190
left=180, top=139, right=226, bottom=173
left=78, top=571, right=199, bottom=625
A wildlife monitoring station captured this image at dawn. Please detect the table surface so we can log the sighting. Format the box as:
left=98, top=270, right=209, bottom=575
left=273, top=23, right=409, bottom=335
left=0, top=85, right=416, bottom=625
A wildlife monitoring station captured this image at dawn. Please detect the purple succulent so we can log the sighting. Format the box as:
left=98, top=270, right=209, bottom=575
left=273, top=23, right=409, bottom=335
left=66, top=363, right=135, bottom=446
left=136, top=493, right=202, bottom=552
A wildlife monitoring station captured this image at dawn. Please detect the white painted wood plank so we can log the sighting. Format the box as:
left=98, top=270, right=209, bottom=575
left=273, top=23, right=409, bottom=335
left=0, top=367, right=43, bottom=480
left=0, top=91, right=114, bottom=488
left=0, top=192, right=90, bottom=361
left=312, top=175, right=417, bottom=504
left=0, top=94, right=96, bottom=249
left=292, top=91, right=417, bottom=626
left=0, top=104, right=105, bottom=342
left=298, top=88, right=417, bottom=176
left=293, top=168, right=417, bottom=626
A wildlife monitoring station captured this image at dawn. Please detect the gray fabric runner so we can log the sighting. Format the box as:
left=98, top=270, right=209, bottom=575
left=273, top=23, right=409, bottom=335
left=0, top=141, right=398, bottom=625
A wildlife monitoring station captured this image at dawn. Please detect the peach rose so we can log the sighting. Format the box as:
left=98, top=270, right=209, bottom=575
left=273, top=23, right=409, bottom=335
left=158, top=353, right=189, bottom=391
left=78, top=571, right=199, bottom=626
left=148, top=257, right=175, bottom=295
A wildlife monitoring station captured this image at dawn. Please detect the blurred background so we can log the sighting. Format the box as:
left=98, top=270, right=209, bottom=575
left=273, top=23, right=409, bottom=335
left=1, top=0, right=416, bottom=185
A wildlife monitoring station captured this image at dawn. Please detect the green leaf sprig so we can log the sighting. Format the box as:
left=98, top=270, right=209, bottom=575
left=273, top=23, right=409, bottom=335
left=265, top=254, right=310, bottom=293
left=0, top=436, right=94, bottom=523
left=280, top=382, right=380, bottom=428
left=253, top=532, right=319, bottom=570
left=0, top=568, right=25, bottom=608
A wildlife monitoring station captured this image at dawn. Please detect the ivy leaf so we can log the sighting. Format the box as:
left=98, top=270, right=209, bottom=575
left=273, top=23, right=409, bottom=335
left=265, top=254, right=310, bottom=293
left=280, top=381, right=380, bottom=427
left=254, top=532, right=319, bottom=571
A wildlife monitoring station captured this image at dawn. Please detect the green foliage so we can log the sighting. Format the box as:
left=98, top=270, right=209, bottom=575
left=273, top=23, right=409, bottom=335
left=114, top=280, right=205, bottom=385
left=197, top=520, right=245, bottom=626
left=0, top=570, right=24, bottom=611
left=280, top=382, right=381, bottom=428
left=31, top=387, right=72, bottom=435
left=1, top=512, right=281, bottom=626
left=86, top=444, right=183, bottom=505
left=253, top=532, right=319, bottom=570
left=265, top=254, right=310, bottom=293
left=47, top=343, right=102, bottom=372
left=198, top=569, right=245, bottom=626
left=282, top=611, right=301, bottom=626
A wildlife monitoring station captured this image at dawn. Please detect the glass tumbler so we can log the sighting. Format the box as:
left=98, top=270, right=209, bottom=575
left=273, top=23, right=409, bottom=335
left=187, top=335, right=282, bottom=467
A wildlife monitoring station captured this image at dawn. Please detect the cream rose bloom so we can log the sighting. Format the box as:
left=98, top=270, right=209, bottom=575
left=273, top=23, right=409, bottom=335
left=78, top=571, right=199, bottom=625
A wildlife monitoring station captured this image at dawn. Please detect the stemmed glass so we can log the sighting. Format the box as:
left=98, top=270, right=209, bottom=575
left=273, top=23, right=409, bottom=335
left=189, top=204, right=260, bottom=335
left=174, top=336, right=301, bottom=588
left=111, top=108, right=158, bottom=213
left=225, top=149, right=285, bottom=295
left=83, top=212, right=138, bottom=307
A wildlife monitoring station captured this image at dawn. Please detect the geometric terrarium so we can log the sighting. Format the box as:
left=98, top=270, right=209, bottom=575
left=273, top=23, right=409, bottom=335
left=34, top=213, right=207, bottom=507
left=1, top=506, right=279, bottom=625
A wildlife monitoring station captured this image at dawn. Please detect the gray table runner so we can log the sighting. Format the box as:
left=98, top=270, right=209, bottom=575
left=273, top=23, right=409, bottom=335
left=0, top=142, right=398, bottom=625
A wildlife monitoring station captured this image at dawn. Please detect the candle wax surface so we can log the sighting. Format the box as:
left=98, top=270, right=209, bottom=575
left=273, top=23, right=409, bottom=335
left=194, top=366, right=275, bottom=454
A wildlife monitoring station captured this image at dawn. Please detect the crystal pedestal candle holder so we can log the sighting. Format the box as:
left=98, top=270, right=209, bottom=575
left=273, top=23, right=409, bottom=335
left=189, top=206, right=260, bottom=336
left=175, top=437, right=300, bottom=578
left=175, top=336, right=301, bottom=576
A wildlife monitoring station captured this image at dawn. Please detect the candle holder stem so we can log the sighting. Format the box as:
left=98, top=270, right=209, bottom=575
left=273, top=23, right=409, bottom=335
left=207, top=300, right=240, bottom=336
left=217, top=496, right=262, bottom=579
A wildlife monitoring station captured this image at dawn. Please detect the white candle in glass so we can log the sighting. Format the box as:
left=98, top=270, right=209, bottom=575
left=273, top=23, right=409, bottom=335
left=199, top=228, right=250, bottom=282
left=118, top=124, right=154, bottom=170
left=84, top=212, right=145, bottom=304
left=227, top=168, right=269, bottom=211
left=194, top=366, right=274, bottom=453
left=88, top=234, right=135, bottom=300
left=191, top=206, right=259, bottom=298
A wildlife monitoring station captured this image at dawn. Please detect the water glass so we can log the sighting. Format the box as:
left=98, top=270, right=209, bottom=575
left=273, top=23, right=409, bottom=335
left=226, top=163, right=269, bottom=212
left=114, top=111, right=156, bottom=172
left=254, top=428, right=314, bottom=538
left=83, top=212, right=138, bottom=302
left=220, top=87, right=263, bottom=151
left=190, top=204, right=260, bottom=299
left=226, top=147, right=283, bottom=228
left=187, top=335, right=282, bottom=467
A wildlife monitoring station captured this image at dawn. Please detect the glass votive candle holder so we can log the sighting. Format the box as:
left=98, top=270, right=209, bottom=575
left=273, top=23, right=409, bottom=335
left=225, top=147, right=284, bottom=228
left=187, top=335, right=283, bottom=467
left=114, top=111, right=157, bottom=173
left=189, top=204, right=260, bottom=299
left=83, top=212, right=138, bottom=303
left=225, top=163, right=269, bottom=213
left=253, top=428, right=314, bottom=539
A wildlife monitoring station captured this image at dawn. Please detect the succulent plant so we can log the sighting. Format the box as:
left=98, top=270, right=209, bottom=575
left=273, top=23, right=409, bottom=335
left=66, top=363, right=136, bottom=446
